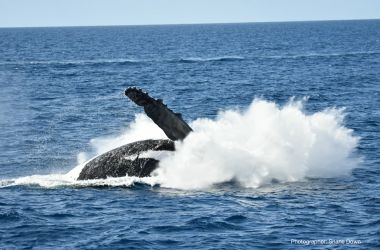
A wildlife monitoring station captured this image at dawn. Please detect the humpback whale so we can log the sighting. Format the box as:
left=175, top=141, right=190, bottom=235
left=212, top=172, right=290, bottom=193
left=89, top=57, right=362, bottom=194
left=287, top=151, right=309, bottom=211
left=77, top=87, right=192, bottom=180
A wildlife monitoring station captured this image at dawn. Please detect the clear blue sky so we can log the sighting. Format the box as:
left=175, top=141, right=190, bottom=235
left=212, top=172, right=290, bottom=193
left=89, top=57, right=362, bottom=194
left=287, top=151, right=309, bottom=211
left=0, top=0, right=379, bottom=27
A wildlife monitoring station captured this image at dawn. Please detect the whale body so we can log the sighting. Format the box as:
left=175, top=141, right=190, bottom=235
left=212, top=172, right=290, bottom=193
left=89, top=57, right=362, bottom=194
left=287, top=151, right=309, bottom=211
left=77, top=87, right=192, bottom=180
left=78, top=139, right=174, bottom=180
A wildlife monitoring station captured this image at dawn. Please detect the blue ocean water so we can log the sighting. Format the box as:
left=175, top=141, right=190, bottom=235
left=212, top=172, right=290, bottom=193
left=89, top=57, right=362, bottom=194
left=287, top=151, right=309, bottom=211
left=0, top=20, right=379, bottom=249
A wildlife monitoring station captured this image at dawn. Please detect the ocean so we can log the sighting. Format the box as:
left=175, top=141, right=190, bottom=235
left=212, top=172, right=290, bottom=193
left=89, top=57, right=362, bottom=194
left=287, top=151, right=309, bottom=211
left=0, top=20, right=379, bottom=249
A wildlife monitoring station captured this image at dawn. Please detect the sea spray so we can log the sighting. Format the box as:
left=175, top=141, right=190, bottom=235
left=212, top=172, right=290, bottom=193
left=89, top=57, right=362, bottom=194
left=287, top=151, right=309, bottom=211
left=78, top=113, right=167, bottom=163
left=154, top=99, right=359, bottom=189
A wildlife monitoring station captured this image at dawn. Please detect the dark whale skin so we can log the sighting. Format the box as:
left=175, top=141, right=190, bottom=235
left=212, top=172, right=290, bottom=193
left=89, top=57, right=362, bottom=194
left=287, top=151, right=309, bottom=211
left=77, top=139, right=174, bottom=180
left=77, top=88, right=192, bottom=180
left=125, top=87, right=192, bottom=141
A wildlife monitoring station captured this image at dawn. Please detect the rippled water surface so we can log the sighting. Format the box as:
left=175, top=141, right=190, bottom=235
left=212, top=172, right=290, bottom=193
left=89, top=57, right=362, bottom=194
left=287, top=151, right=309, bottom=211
left=0, top=21, right=379, bottom=249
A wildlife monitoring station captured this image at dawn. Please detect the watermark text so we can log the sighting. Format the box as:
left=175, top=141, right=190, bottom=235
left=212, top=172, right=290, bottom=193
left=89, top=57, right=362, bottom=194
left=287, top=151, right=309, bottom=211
left=290, top=239, right=362, bottom=245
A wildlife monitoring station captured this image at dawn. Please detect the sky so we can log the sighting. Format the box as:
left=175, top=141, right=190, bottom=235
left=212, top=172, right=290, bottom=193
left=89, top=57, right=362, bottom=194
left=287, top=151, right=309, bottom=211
left=0, top=0, right=379, bottom=28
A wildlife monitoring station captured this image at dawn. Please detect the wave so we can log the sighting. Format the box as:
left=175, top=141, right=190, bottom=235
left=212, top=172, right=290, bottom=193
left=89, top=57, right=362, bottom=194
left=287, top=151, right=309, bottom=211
left=266, top=51, right=380, bottom=60
left=0, top=99, right=360, bottom=190
left=175, top=56, right=245, bottom=63
left=0, top=58, right=145, bottom=66
left=0, top=51, right=376, bottom=66
left=0, top=56, right=244, bottom=67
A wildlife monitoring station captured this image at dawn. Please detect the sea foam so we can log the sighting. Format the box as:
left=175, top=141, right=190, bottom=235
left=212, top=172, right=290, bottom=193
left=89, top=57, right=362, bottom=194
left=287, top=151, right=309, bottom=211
left=154, top=99, right=359, bottom=189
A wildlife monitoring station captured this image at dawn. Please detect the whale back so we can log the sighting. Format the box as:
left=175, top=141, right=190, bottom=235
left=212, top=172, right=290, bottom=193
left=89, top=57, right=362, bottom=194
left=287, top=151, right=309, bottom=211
left=77, top=139, right=174, bottom=180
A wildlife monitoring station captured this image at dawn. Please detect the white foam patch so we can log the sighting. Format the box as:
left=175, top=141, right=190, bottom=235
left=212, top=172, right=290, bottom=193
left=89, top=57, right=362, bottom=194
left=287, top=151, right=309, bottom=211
left=153, top=99, right=360, bottom=189
left=1, top=174, right=156, bottom=188
left=124, top=150, right=174, bottom=161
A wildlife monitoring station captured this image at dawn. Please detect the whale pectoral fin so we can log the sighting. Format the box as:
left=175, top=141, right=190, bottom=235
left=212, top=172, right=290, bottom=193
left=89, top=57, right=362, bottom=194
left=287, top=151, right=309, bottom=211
left=125, top=87, right=193, bottom=141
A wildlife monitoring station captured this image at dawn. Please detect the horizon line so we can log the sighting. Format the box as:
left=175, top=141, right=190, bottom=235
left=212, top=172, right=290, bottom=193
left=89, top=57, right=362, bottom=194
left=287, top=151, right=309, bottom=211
left=0, top=18, right=379, bottom=29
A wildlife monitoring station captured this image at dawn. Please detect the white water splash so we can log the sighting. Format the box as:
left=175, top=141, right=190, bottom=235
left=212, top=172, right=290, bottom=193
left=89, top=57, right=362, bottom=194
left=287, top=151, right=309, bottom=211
left=76, top=113, right=167, bottom=164
left=154, top=99, right=359, bottom=189
left=0, top=99, right=360, bottom=190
